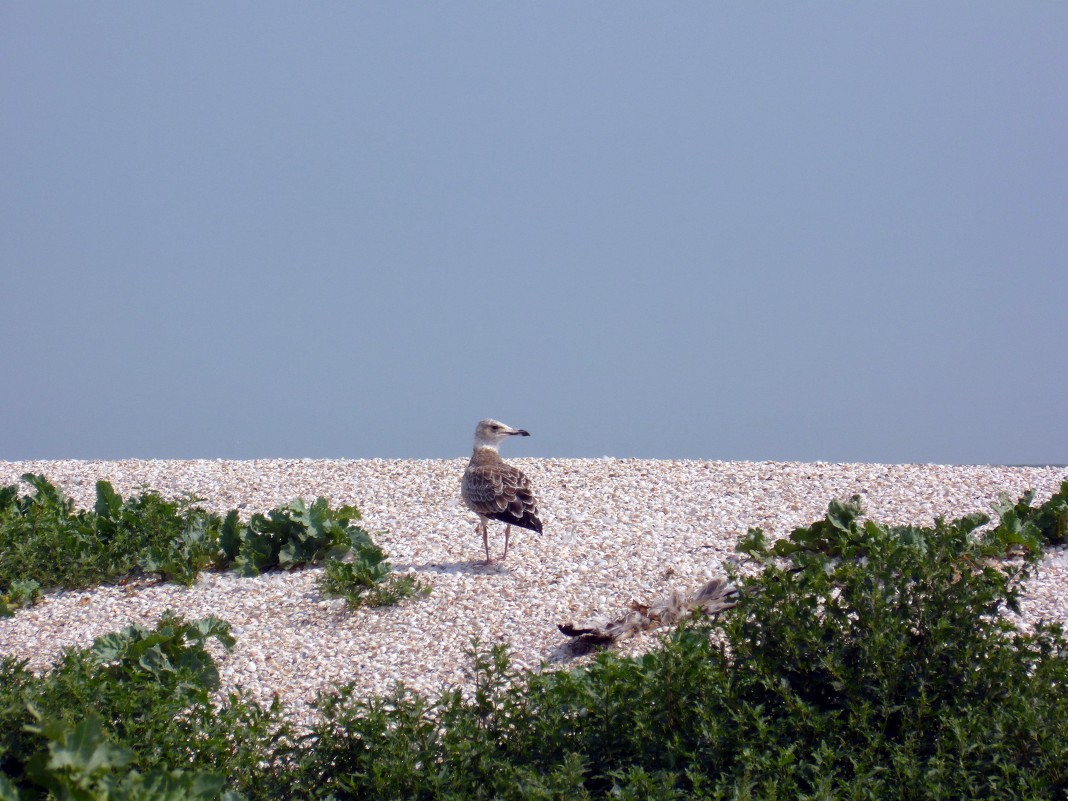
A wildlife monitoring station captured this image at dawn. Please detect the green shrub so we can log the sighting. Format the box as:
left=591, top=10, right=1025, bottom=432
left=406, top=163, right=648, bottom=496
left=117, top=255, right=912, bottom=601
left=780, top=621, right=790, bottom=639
left=4, top=481, right=1068, bottom=799
left=0, top=580, right=40, bottom=618
left=993, top=479, right=1068, bottom=547
left=721, top=495, right=1068, bottom=798
left=0, top=476, right=389, bottom=607
left=216, top=497, right=362, bottom=577
left=22, top=711, right=237, bottom=801
left=291, top=494, right=1068, bottom=800
left=0, top=475, right=222, bottom=599
left=317, top=529, right=431, bottom=609
left=0, top=613, right=293, bottom=800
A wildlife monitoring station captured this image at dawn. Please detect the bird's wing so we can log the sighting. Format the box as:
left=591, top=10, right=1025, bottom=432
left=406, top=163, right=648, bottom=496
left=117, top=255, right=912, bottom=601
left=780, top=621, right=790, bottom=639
left=463, top=462, right=542, bottom=532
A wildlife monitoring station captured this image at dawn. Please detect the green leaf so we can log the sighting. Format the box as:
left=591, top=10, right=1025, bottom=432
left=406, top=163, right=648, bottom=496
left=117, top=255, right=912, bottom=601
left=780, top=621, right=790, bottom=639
left=0, top=774, right=21, bottom=801
left=101, top=767, right=227, bottom=801
left=20, top=474, right=72, bottom=512
left=335, top=504, right=362, bottom=523
left=48, top=715, right=133, bottom=775
left=92, top=628, right=139, bottom=663
left=186, top=616, right=236, bottom=650
left=138, top=645, right=176, bottom=678
left=736, top=527, right=770, bottom=559
left=219, top=510, right=244, bottom=562
left=93, top=481, right=122, bottom=521
left=26, top=714, right=134, bottom=798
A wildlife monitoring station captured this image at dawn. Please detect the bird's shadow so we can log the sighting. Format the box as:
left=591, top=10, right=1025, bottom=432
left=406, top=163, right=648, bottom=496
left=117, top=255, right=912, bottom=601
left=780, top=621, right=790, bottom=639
left=392, top=560, right=511, bottom=576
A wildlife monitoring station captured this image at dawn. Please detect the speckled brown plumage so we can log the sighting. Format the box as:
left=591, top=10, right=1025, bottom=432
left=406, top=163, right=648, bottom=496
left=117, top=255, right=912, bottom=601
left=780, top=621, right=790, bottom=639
left=462, top=448, right=542, bottom=534
left=460, top=419, right=543, bottom=562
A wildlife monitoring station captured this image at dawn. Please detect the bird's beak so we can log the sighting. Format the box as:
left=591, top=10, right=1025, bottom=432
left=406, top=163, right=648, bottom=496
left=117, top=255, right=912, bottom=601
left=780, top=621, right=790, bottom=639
left=511, top=429, right=531, bottom=437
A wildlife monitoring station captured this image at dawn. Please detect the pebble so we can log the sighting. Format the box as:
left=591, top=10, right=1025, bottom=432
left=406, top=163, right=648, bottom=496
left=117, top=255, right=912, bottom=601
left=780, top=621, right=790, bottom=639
left=1, top=458, right=1066, bottom=730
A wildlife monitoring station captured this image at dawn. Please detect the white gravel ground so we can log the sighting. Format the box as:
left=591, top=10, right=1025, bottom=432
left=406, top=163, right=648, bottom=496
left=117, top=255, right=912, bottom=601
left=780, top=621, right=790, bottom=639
left=1, top=459, right=1066, bottom=728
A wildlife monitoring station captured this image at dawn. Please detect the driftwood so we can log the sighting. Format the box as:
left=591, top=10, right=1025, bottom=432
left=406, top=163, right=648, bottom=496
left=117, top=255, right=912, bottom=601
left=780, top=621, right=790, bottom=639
left=558, top=577, right=738, bottom=653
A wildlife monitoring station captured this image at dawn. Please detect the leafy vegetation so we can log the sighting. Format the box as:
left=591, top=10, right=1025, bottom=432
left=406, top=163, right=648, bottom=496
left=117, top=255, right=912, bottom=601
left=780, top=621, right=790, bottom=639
left=993, top=480, right=1068, bottom=547
left=0, top=474, right=217, bottom=600
left=218, top=497, right=362, bottom=578
left=0, top=475, right=412, bottom=614
left=21, top=712, right=236, bottom=801
left=318, top=528, right=431, bottom=608
left=283, top=491, right=1068, bottom=800
left=2, top=479, right=1068, bottom=798
left=0, top=612, right=292, bottom=800
left=723, top=495, right=1068, bottom=799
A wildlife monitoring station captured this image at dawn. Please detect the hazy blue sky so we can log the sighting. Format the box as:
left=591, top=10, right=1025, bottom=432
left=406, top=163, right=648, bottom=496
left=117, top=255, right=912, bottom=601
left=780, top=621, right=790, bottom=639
left=2, top=3, right=1066, bottom=464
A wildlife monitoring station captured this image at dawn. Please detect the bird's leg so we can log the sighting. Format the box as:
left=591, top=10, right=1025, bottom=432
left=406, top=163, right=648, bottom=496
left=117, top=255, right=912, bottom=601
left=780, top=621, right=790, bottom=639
left=481, top=521, right=492, bottom=564
left=502, top=525, right=511, bottom=560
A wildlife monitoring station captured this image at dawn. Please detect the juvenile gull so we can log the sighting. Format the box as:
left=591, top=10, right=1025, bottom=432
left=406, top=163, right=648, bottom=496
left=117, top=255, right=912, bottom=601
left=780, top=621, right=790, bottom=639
left=461, top=419, right=543, bottom=563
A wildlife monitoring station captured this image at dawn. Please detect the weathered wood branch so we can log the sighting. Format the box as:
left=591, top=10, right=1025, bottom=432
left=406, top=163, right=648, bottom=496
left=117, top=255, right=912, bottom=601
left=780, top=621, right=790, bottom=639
left=558, top=576, right=738, bottom=653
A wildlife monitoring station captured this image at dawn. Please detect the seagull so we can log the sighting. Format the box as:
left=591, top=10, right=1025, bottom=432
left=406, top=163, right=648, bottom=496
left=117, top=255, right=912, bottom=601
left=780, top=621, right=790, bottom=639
left=461, top=419, right=542, bottom=563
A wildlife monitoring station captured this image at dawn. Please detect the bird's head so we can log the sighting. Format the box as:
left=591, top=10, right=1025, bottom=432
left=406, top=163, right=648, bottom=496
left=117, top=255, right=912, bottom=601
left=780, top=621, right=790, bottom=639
left=473, top=419, right=530, bottom=451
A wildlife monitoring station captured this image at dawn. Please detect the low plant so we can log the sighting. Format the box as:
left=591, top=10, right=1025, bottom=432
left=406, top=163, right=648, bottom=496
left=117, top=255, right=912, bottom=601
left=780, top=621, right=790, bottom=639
left=4, top=482, right=1068, bottom=799
left=318, top=529, right=431, bottom=608
left=0, top=475, right=394, bottom=611
left=0, top=612, right=293, bottom=800
left=218, top=497, right=364, bottom=578
left=992, top=478, right=1068, bottom=547
left=21, top=711, right=237, bottom=801
left=721, top=495, right=1068, bottom=798
left=290, top=494, right=1068, bottom=800
left=0, top=580, right=40, bottom=618
left=0, top=475, right=221, bottom=600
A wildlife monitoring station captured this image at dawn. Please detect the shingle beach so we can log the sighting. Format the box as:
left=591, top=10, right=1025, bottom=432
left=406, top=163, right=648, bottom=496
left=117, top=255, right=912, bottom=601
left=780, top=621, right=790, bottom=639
left=2, top=459, right=1066, bottom=727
